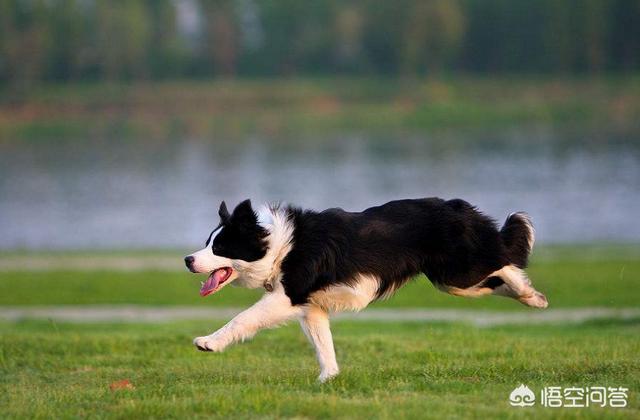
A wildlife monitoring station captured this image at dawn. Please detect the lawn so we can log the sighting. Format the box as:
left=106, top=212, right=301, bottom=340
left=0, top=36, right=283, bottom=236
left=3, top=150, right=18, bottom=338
left=1, top=256, right=638, bottom=310
left=1, top=250, right=638, bottom=418
left=0, top=319, right=638, bottom=418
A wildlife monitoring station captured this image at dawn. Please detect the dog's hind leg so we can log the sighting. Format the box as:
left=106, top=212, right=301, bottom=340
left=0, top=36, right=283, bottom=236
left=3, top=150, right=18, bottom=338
left=489, top=265, right=548, bottom=308
left=299, top=305, right=339, bottom=383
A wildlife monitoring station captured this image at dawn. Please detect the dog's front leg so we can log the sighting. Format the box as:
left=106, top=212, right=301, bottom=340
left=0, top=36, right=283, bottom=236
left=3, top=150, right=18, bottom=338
left=299, top=305, right=339, bottom=382
left=194, top=286, right=302, bottom=352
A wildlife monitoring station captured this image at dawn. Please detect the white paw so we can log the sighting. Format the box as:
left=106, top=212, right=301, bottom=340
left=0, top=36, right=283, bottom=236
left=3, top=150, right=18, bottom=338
left=318, top=368, right=340, bottom=383
left=519, top=291, right=549, bottom=309
left=193, top=335, right=225, bottom=352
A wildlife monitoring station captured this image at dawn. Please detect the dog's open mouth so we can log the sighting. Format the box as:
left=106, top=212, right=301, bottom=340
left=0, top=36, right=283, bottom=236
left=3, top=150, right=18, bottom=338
left=200, top=267, right=233, bottom=297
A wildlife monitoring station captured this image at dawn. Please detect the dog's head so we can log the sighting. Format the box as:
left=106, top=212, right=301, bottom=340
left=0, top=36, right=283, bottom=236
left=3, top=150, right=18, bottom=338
left=184, top=199, right=269, bottom=297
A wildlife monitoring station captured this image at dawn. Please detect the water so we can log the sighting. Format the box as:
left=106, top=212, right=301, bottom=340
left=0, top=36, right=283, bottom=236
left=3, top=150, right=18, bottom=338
left=1, top=125, right=638, bottom=249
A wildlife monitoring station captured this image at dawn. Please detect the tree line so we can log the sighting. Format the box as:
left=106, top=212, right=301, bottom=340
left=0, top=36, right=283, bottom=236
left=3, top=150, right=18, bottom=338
left=1, top=0, right=638, bottom=84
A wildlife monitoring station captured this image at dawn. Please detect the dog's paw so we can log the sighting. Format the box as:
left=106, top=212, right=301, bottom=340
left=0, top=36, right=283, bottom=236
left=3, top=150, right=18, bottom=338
left=193, top=335, right=224, bottom=352
left=519, top=291, right=549, bottom=309
left=318, top=368, right=340, bottom=383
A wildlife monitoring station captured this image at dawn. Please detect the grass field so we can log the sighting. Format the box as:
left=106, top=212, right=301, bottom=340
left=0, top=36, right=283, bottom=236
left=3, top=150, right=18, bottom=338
left=1, top=256, right=637, bottom=310
left=1, top=319, right=638, bottom=418
left=1, top=249, right=638, bottom=418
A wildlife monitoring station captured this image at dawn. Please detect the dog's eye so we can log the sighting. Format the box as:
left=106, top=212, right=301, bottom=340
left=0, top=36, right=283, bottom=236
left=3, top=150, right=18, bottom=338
left=212, top=245, right=222, bottom=254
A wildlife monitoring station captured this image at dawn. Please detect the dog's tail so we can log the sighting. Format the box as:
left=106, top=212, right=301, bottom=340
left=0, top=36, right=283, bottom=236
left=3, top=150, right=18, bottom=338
left=500, top=212, right=535, bottom=268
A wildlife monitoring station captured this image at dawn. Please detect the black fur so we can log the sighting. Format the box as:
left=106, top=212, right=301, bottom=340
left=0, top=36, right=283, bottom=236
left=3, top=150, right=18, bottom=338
left=212, top=198, right=533, bottom=306
left=211, top=200, right=268, bottom=262
left=500, top=212, right=533, bottom=268
left=279, top=198, right=531, bottom=305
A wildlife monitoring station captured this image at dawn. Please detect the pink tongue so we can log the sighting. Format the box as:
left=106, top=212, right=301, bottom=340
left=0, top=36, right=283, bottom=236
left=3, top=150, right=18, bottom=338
left=199, top=268, right=228, bottom=297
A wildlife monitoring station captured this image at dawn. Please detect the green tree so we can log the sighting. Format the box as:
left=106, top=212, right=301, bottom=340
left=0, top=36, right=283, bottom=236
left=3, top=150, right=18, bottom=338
left=45, top=0, right=84, bottom=81
left=95, top=0, right=152, bottom=80
left=0, top=0, right=51, bottom=87
left=401, top=0, right=465, bottom=75
left=199, top=0, right=239, bottom=77
left=146, top=0, right=186, bottom=78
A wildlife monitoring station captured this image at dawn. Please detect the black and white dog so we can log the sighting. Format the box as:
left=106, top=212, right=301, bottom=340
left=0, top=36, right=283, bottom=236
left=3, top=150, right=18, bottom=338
left=184, top=198, right=547, bottom=382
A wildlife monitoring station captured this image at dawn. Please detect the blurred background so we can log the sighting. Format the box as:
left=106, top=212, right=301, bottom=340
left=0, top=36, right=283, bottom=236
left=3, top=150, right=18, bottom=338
left=0, top=0, right=639, bottom=250
left=3, top=4, right=640, bottom=416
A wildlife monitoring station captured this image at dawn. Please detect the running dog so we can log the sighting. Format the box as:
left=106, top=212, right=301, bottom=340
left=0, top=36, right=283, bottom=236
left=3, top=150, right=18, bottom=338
left=184, top=198, right=547, bottom=382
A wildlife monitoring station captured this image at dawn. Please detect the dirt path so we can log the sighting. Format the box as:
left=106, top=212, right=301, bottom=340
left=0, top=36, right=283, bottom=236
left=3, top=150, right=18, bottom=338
left=0, top=306, right=637, bottom=327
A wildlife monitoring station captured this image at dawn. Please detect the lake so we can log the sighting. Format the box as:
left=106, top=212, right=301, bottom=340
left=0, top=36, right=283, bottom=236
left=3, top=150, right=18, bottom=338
left=1, top=124, right=638, bottom=249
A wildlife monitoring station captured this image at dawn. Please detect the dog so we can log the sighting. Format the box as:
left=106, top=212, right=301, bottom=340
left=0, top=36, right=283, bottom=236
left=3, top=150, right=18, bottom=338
left=184, top=198, right=548, bottom=382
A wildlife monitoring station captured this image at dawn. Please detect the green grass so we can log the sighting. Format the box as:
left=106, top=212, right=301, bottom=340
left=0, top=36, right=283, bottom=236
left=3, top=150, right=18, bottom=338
left=1, top=250, right=638, bottom=417
left=1, top=77, right=639, bottom=139
left=0, top=319, right=638, bottom=418
left=1, top=257, right=638, bottom=309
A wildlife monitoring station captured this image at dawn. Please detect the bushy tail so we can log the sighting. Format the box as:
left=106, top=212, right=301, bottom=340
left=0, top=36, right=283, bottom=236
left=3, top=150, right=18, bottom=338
left=500, top=212, right=535, bottom=268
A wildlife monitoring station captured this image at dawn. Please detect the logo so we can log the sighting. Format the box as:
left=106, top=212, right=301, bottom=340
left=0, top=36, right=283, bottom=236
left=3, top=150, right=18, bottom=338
left=509, top=384, right=536, bottom=407
left=509, top=385, right=629, bottom=408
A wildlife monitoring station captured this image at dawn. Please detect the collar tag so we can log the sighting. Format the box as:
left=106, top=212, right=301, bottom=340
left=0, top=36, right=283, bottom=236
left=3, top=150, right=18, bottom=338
left=264, top=281, right=274, bottom=292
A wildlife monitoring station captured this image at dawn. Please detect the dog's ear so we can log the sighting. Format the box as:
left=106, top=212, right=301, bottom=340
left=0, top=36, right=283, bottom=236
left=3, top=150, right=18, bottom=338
left=231, top=199, right=257, bottom=226
left=218, top=201, right=230, bottom=223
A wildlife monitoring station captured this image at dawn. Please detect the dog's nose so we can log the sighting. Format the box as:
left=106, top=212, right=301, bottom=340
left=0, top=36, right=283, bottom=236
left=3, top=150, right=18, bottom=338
left=184, top=256, right=195, bottom=270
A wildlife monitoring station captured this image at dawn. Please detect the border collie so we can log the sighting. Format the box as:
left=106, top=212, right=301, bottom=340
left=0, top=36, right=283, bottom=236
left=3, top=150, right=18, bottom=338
left=184, top=198, right=548, bottom=382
